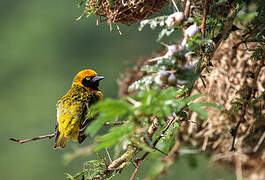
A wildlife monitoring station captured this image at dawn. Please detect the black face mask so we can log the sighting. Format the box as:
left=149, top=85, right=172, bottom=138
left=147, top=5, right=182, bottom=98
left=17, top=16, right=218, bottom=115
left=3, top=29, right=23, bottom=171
left=81, top=75, right=104, bottom=90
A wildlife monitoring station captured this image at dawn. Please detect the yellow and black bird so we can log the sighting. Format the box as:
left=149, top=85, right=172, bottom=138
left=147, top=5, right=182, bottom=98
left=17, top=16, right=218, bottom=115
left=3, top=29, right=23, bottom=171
left=53, top=69, right=104, bottom=149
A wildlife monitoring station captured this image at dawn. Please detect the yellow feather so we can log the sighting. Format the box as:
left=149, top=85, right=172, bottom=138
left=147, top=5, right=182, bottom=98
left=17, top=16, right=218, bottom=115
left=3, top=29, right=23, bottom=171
left=53, top=69, right=104, bottom=149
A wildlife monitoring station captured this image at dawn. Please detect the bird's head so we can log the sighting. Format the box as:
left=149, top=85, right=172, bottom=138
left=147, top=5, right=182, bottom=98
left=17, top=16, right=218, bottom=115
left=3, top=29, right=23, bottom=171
left=72, top=69, right=104, bottom=91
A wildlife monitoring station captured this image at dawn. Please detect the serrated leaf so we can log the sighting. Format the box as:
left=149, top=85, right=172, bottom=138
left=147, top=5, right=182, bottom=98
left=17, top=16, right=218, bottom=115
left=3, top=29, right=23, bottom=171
left=184, top=94, right=204, bottom=104
left=188, top=103, right=208, bottom=119
left=130, top=137, right=153, bottom=152
left=94, top=124, right=132, bottom=151
left=66, top=173, right=74, bottom=180
left=86, top=99, right=131, bottom=136
left=196, top=102, right=224, bottom=110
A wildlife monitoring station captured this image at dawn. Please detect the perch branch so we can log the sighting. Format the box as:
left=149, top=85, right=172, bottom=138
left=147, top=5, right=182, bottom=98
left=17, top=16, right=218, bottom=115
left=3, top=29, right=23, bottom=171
left=10, top=133, right=55, bottom=144
left=10, top=120, right=124, bottom=144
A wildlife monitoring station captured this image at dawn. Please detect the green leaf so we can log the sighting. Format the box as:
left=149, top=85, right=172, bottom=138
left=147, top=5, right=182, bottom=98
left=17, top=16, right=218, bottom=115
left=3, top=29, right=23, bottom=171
left=184, top=94, right=204, bottom=104
left=196, top=102, right=224, bottom=110
left=86, top=98, right=131, bottom=136
left=188, top=103, right=208, bottom=119
left=94, top=124, right=132, bottom=151
left=86, top=117, right=109, bottom=137
left=130, top=137, right=154, bottom=152
left=65, top=173, right=74, bottom=180
left=108, top=0, right=115, bottom=6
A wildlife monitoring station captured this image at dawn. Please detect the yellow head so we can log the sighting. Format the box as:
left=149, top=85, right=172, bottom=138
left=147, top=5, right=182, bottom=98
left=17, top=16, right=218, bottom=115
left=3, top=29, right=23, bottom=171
left=72, top=69, right=104, bottom=91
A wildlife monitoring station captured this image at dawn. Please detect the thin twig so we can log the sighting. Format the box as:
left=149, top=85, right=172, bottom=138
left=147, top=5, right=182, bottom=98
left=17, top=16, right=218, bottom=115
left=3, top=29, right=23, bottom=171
left=105, top=148, right=113, bottom=163
left=253, top=132, right=265, bottom=152
left=229, top=90, right=250, bottom=151
left=130, top=152, right=149, bottom=180
left=163, top=140, right=180, bottom=163
left=10, top=121, right=123, bottom=144
left=171, top=0, right=179, bottom=12
left=184, top=0, right=191, bottom=20
left=9, top=133, right=55, bottom=144
left=153, top=116, right=176, bottom=146
left=130, top=116, right=176, bottom=180
left=200, top=0, right=208, bottom=38
left=116, top=25, right=122, bottom=35
left=188, top=6, right=238, bottom=96
left=104, top=121, right=124, bottom=126
left=232, top=24, right=264, bottom=50
left=230, top=57, right=265, bottom=151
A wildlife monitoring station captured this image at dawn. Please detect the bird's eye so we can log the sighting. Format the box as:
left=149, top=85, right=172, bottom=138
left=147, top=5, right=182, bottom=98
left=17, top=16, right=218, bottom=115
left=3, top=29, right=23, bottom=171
left=82, top=76, right=93, bottom=88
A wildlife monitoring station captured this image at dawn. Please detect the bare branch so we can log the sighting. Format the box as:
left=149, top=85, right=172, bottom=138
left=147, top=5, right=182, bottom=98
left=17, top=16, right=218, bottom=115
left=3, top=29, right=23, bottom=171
left=200, top=0, right=208, bottom=38
left=9, top=133, right=55, bottom=144
left=130, top=116, right=176, bottom=180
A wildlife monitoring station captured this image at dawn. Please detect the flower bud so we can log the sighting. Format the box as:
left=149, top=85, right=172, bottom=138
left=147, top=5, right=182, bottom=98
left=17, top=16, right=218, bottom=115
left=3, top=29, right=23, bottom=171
left=159, top=70, right=170, bottom=82
left=168, top=73, right=177, bottom=85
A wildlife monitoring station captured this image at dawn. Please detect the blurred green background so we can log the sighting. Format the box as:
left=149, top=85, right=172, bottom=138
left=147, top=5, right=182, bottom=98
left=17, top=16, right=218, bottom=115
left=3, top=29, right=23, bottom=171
left=0, top=0, right=235, bottom=179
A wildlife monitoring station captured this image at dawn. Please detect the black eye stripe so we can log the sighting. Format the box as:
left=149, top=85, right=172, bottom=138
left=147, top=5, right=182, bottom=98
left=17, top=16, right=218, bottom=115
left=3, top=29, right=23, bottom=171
left=82, top=76, right=99, bottom=90
left=85, top=76, right=92, bottom=80
left=82, top=76, right=93, bottom=87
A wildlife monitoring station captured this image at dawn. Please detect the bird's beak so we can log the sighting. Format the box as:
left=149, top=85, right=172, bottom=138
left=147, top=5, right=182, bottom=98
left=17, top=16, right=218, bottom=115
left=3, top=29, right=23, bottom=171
left=92, top=75, right=104, bottom=82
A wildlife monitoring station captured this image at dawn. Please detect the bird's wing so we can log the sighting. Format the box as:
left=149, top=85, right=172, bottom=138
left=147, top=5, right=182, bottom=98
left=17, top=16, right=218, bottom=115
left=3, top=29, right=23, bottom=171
left=54, top=103, right=62, bottom=143
left=55, top=99, right=85, bottom=140
left=77, top=101, right=91, bottom=143
left=77, top=94, right=100, bottom=143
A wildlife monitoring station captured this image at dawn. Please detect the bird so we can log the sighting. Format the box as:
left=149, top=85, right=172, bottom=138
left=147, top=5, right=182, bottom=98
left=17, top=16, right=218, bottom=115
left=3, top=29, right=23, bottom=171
left=53, top=69, right=104, bottom=149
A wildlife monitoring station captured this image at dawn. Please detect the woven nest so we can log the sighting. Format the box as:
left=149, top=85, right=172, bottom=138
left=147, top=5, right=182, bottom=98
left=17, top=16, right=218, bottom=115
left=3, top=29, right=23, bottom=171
left=118, top=32, right=265, bottom=179
left=181, top=33, right=265, bottom=179
left=86, top=0, right=168, bottom=24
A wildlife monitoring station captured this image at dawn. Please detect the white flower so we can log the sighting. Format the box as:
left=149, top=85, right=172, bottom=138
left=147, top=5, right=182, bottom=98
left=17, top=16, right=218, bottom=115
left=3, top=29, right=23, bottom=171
left=140, top=20, right=149, bottom=26
left=166, top=12, right=184, bottom=28
left=165, top=44, right=177, bottom=57
left=178, top=37, right=187, bottom=51
left=185, top=23, right=200, bottom=37
left=172, top=12, right=184, bottom=22
left=165, top=16, right=175, bottom=27
left=154, top=74, right=164, bottom=86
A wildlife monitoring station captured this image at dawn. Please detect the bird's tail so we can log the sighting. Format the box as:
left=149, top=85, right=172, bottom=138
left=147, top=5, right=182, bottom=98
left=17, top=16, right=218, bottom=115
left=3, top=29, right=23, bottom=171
left=53, top=134, right=68, bottom=149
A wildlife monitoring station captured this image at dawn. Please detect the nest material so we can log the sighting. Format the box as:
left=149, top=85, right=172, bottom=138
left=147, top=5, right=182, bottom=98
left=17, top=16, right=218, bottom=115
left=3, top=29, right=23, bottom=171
left=118, top=32, right=265, bottom=179
left=87, top=0, right=168, bottom=24
left=181, top=33, right=265, bottom=179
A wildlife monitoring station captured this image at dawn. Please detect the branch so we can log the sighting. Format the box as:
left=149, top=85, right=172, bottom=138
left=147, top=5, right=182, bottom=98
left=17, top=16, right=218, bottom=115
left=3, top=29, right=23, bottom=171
left=9, top=120, right=123, bottom=144
left=9, top=133, right=55, bottom=144
left=200, top=0, right=208, bottom=38
left=229, top=56, right=265, bottom=151
left=129, top=116, right=176, bottom=180
left=184, top=0, right=190, bottom=20
left=188, top=5, right=238, bottom=95
left=107, top=144, right=138, bottom=171
left=130, top=152, right=149, bottom=180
